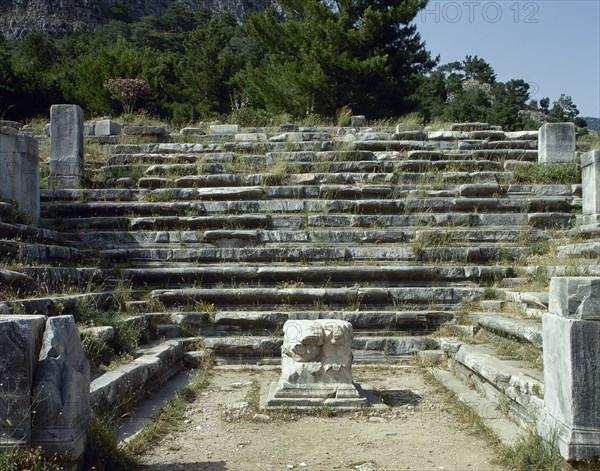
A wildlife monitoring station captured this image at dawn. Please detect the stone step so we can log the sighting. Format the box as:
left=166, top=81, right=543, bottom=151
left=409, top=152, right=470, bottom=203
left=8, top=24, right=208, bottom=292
left=6, top=291, right=114, bottom=315
left=204, top=334, right=438, bottom=364
left=442, top=341, right=544, bottom=427
left=500, top=290, right=549, bottom=319
left=0, top=220, right=66, bottom=243
left=213, top=310, right=453, bottom=331
left=40, top=183, right=576, bottom=203
left=91, top=338, right=197, bottom=414
left=0, top=239, right=82, bottom=263
left=100, top=159, right=519, bottom=177
left=150, top=286, right=483, bottom=309
left=95, top=244, right=533, bottom=265
left=467, top=312, right=542, bottom=349
left=40, top=196, right=576, bottom=219
left=42, top=211, right=574, bottom=232
left=119, top=265, right=512, bottom=287
left=78, top=227, right=549, bottom=248
left=428, top=368, right=522, bottom=446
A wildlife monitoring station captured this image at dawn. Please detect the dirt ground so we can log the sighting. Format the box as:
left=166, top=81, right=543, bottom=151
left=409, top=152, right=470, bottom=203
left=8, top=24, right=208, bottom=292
left=139, top=364, right=505, bottom=471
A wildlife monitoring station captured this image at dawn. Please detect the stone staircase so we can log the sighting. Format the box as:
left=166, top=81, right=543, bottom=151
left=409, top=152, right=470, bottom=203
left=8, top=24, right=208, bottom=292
left=2, top=122, right=585, bottom=440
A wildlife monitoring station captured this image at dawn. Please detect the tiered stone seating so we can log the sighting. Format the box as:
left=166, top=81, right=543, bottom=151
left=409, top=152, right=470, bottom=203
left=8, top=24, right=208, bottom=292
left=32, top=123, right=579, bottom=372
left=2, top=121, right=585, bottom=435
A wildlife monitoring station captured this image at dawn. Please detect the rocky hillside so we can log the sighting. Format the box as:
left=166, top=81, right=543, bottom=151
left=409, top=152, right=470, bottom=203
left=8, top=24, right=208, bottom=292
left=0, top=0, right=274, bottom=40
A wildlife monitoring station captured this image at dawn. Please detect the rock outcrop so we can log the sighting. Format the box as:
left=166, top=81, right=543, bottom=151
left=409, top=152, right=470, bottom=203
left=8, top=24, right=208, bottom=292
left=0, top=0, right=274, bottom=40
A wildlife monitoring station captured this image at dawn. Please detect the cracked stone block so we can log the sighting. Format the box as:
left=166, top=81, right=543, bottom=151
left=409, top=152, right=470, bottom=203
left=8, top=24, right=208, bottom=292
left=32, top=315, right=90, bottom=462
left=263, top=320, right=366, bottom=409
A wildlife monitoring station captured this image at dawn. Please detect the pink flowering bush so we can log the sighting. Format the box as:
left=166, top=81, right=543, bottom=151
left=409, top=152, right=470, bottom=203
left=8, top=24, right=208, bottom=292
left=104, top=77, right=150, bottom=114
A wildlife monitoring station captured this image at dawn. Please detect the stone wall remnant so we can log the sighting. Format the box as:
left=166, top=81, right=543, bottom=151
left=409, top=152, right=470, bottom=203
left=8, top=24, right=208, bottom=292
left=0, top=126, right=40, bottom=223
left=49, top=104, right=84, bottom=188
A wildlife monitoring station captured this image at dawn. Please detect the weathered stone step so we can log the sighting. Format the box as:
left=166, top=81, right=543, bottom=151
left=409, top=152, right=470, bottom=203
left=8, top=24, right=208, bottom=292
left=43, top=210, right=574, bottom=232
left=443, top=342, right=544, bottom=427
left=428, top=368, right=522, bottom=445
left=41, top=196, right=576, bottom=220
left=213, top=310, right=453, bottom=330
left=91, top=338, right=196, bottom=414
left=6, top=291, right=114, bottom=315
left=119, top=265, right=512, bottom=287
left=78, top=227, right=548, bottom=248
left=0, top=220, right=65, bottom=243
left=108, top=153, right=198, bottom=165
left=0, top=240, right=82, bottom=263
left=40, top=183, right=575, bottom=203
left=97, top=245, right=416, bottom=264
left=417, top=246, right=526, bottom=263
left=151, top=286, right=482, bottom=309
left=468, top=312, right=542, bottom=349
left=98, top=170, right=521, bottom=189
left=204, top=334, right=438, bottom=364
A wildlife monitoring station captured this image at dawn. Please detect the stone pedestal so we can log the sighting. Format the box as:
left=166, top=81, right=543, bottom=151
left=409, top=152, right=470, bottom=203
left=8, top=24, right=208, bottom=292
left=538, top=277, right=600, bottom=461
left=0, top=127, right=40, bottom=223
left=538, top=123, right=575, bottom=164
left=263, top=320, right=366, bottom=409
left=49, top=104, right=84, bottom=188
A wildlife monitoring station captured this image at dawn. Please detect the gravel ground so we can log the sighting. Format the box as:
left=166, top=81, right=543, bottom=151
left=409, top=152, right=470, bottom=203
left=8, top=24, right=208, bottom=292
left=139, top=364, right=505, bottom=471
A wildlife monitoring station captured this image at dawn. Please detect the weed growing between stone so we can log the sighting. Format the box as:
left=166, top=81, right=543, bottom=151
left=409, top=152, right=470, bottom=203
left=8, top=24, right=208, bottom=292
left=84, top=416, right=137, bottom=471
left=0, top=446, right=63, bottom=471
left=75, top=299, right=144, bottom=371
left=123, top=354, right=214, bottom=457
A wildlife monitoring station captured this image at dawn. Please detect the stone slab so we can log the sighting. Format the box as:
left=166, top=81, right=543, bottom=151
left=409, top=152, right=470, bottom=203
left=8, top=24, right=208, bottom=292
left=538, top=123, right=575, bottom=164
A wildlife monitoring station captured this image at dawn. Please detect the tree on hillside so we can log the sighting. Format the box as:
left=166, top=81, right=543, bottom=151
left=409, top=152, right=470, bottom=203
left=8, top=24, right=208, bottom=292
left=239, top=0, right=436, bottom=118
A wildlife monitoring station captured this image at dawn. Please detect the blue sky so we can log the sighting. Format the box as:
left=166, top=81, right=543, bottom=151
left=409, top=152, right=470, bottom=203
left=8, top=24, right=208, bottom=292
left=414, top=0, right=600, bottom=118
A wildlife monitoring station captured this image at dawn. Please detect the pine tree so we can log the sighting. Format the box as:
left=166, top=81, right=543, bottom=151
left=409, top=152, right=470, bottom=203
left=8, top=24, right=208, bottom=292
left=240, top=0, right=436, bottom=118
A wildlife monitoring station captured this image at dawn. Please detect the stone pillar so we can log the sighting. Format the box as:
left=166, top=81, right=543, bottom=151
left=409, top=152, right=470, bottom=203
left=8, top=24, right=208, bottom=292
left=0, top=316, right=47, bottom=448
left=49, top=104, right=84, bottom=188
left=538, top=277, right=600, bottom=461
left=538, top=122, right=575, bottom=164
left=580, top=150, right=600, bottom=225
left=32, top=315, right=90, bottom=464
left=263, top=319, right=366, bottom=409
left=0, top=126, right=40, bottom=223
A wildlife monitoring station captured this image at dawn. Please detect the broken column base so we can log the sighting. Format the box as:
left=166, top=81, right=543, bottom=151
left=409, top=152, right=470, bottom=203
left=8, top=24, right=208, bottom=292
left=537, top=411, right=600, bottom=462
left=261, top=382, right=368, bottom=410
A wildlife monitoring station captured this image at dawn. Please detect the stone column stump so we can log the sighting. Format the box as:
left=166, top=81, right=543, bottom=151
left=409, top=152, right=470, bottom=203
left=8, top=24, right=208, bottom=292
left=262, top=319, right=367, bottom=409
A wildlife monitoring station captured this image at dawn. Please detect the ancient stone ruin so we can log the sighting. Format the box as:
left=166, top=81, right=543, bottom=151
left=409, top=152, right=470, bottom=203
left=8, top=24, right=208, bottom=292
left=263, top=319, right=367, bottom=409
left=0, top=107, right=599, bottom=465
